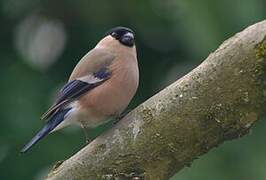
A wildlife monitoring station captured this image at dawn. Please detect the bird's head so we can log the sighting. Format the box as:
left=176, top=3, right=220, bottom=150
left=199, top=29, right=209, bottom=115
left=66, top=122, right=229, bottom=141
left=105, top=26, right=135, bottom=47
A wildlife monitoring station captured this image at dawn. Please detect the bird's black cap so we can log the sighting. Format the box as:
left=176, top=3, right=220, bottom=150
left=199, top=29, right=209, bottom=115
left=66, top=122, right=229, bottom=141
left=105, top=26, right=135, bottom=37
left=105, top=26, right=135, bottom=47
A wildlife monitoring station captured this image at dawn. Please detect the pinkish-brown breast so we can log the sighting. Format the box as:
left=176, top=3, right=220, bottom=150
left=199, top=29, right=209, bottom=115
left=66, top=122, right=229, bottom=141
left=78, top=49, right=139, bottom=118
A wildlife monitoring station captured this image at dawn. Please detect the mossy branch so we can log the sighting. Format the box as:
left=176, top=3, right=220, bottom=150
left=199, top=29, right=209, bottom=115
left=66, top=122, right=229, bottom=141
left=46, top=20, right=266, bottom=180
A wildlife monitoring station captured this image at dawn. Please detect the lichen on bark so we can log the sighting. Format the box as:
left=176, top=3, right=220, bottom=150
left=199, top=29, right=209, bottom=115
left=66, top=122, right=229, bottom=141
left=255, top=35, right=266, bottom=59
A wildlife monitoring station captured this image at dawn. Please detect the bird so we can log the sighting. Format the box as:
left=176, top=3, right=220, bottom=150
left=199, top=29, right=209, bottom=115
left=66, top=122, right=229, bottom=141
left=21, top=26, right=139, bottom=153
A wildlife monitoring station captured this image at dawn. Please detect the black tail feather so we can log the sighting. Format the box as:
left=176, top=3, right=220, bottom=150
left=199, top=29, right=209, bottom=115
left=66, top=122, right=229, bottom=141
left=20, top=108, right=71, bottom=153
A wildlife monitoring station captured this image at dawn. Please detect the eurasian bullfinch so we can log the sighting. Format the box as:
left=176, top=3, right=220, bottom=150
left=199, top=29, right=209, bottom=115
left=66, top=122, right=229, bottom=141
left=21, top=27, right=139, bottom=153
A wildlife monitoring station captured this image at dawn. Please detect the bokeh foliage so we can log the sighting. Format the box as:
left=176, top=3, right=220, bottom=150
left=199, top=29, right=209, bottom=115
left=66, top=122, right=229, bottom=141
left=0, top=0, right=265, bottom=179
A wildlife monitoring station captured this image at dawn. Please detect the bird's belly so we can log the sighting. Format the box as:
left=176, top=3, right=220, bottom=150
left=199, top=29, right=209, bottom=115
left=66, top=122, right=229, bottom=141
left=75, top=108, right=111, bottom=128
left=79, top=73, right=138, bottom=117
left=77, top=60, right=139, bottom=126
left=52, top=104, right=111, bottom=131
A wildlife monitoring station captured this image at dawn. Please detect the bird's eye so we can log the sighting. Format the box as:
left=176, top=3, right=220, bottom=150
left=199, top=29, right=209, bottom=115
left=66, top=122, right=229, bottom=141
left=111, top=32, right=118, bottom=38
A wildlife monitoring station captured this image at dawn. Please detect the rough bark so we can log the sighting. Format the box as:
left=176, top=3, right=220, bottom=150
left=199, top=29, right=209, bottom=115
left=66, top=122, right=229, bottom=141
left=46, top=20, right=266, bottom=180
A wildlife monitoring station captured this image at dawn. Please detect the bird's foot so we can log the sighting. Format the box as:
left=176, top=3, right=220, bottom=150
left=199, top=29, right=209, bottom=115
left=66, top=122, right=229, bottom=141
left=86, top=138, right=92, bottom=144
left=52, top=160, right=64, bottom=170
left=113, top=110, right=130, bottom=125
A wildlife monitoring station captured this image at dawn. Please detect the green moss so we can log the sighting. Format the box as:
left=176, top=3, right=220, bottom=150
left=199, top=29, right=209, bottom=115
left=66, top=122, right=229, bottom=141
left=254, top=36, right=266, bottom=103
left=254, top=35, right=266, bottom=60
left=95, top=143, right=107, bottom=153
left=139, top=106, right=155, bottom=124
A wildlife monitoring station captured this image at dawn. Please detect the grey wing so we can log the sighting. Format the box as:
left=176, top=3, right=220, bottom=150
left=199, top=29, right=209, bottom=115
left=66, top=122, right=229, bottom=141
left=41, top=48, right=115, bottom=120
left=41, top=61, right=113, bottom=120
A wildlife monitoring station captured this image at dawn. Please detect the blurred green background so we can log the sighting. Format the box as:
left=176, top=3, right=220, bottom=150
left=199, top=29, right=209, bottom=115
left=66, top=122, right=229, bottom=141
left=0, top=0, right=266, bottom=179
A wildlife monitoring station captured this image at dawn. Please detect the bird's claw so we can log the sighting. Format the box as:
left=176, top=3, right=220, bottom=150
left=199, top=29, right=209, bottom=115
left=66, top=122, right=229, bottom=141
left=113, top=110, right=130, bottom=125
left=86, top=138, right=92, bottom=144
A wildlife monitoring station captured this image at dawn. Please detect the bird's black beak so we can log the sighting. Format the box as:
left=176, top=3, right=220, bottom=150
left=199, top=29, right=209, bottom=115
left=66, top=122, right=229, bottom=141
left=120, top=32, right=134, bottom=47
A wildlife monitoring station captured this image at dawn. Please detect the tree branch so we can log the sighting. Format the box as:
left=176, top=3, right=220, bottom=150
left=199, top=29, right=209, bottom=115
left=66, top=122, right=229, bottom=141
left=46, top=20, right=266, bottom=180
